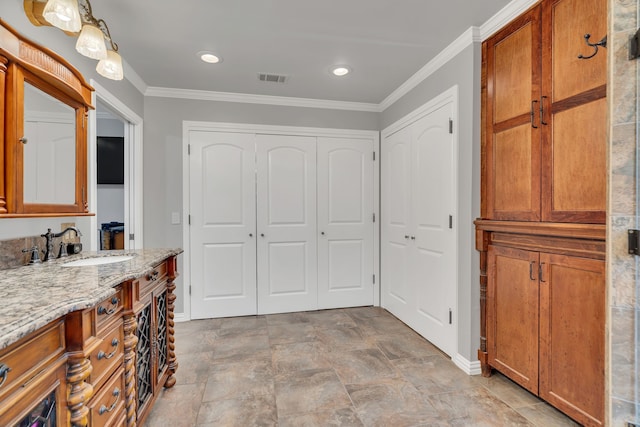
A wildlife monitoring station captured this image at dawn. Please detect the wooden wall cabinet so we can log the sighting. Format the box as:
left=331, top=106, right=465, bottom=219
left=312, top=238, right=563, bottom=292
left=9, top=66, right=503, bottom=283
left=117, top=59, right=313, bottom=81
left=483, top=0, right=606, bottom=224
left=478, top=0, right=607, bottom=425
left=0, top=19, right=92, bottom=217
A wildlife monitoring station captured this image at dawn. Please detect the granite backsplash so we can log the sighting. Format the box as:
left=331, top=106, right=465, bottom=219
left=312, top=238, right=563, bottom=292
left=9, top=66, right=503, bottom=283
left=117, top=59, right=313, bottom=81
left=0, top=233, right=81, bottom=269
left=0, top=235, right=48, bottom=269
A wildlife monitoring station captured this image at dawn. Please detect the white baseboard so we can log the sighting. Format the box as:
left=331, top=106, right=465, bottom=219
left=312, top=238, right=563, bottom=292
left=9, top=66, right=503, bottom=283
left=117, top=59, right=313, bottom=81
left=453, top=353, right=482, bottom=375
left=174, top=312, right=188, bottom=323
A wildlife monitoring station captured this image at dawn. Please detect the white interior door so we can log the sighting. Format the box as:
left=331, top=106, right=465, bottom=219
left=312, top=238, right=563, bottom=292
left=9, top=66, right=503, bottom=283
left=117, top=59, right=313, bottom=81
left=410, top=102, right=457, bottom=356
left=317, top=137, right=374, bottom=309
left=381, top=126, right=413, bottom=320
left=190, top=131, right=257, bottom=319
left=256, top=134, right=317, bottom=314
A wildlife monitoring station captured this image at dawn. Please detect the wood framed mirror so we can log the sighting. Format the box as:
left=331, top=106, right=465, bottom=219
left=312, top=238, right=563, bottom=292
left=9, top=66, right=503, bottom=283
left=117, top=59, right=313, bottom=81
left=0, top=19, right=93, bottom=217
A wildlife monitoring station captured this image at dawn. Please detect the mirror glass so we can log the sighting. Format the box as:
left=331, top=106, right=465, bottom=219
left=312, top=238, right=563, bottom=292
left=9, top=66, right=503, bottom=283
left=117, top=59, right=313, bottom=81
left=23, top=82, right=76, bottom=205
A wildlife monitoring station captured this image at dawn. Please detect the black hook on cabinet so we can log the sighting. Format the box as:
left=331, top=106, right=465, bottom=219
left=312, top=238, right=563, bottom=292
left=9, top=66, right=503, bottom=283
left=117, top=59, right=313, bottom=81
left=578, top=34, right=607, bottom=60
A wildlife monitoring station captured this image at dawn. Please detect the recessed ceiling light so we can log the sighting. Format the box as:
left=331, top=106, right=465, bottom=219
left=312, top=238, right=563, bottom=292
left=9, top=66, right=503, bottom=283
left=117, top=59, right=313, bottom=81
left=199, top=51, right=222, bottom=64
left=331, top=66, right=351, bottom=77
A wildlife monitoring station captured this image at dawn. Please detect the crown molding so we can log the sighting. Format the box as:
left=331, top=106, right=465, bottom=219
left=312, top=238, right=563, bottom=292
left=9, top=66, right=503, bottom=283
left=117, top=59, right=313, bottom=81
left=480, top=0, right=538, bottom=40
left=122, top=58, right=148, bottom=94
left=378, top=26, right=481, bottom=112
left=123, top=0, right=531, bottom=113
left=145, top=86, right=381, bottom=112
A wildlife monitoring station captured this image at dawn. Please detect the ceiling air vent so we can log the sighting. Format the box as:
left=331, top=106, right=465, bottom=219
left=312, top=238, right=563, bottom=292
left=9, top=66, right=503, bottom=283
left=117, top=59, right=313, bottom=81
left=258, top=73, right=288, bottom=83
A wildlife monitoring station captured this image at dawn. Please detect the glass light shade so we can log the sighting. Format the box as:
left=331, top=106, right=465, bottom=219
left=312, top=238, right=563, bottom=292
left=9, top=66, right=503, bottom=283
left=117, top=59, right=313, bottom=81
left=43, top=0, right=81, bottom=33
left=76, top=25, right=108, bottom=60
left=96, top=50, right=124, bottom=80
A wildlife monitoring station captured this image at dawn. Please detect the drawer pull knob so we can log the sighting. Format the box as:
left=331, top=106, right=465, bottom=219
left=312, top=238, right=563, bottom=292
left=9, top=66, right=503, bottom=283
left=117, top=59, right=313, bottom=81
left=146, top=270, right=159, bottom=281
left=97, top=338, right=120, bottom=360
left=98, top=387, right=121, bottom=415
left=0, top=364, right=10, bottom=388
left=97, top=297, right=119, bottom=315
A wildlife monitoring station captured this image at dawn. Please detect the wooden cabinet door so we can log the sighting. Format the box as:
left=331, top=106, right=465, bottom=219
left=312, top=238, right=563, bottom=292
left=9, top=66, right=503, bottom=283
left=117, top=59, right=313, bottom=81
left=487, top=245, right=539, bottom=394
left=484, top=6, right=542, bottom=221
left=539, top=253, right=604, bottom=426
left=540, top=0, right=606, bottom=223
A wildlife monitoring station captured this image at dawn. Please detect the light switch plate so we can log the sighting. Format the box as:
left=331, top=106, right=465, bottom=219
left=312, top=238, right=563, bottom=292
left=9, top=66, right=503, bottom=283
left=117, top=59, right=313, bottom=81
left=171, top=212, right=180, bottom=225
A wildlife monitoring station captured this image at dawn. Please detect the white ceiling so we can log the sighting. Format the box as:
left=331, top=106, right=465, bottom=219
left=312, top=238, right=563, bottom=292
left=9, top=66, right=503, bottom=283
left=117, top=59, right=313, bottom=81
left=95, top=0, right=512, bottom=104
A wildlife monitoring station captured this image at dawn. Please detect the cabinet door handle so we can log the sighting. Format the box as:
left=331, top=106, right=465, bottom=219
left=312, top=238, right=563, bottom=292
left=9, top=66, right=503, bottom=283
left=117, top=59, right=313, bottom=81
left=530, top=100, right=539, bottom=128
left=146, top=270, right=159, bottom=281
left=97, top=297, right=119, bottom=315
left=539, top=262, right=546, bottom=283
left=97, top=338, right=120, bottom=360
left=410, top=236, right=416, bottom=240
left=404, top=235, right=410, bottom=239
left=0, top=364, right=10, bottom=388
left=529, top=261, right=536, bottom=281
left=98, top=387, right=121, bottom=415
left=540, top=96, right=548, bottom=126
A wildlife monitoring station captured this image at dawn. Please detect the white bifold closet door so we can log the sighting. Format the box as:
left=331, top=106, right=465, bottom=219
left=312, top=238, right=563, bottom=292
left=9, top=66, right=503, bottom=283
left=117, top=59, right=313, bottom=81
left=382, top=100, right=457, bottom=357
left=256, top=134, right=318, bottom=315
left=190, top=131, right=257, bottom=319
left=189, top=130, right=375, bottom=319
left=317, top=137, right=374, bottom=309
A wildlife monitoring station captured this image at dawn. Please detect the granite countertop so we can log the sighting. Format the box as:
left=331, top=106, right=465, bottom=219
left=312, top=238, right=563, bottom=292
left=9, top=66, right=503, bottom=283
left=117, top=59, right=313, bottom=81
left=0, top=248, right=183, bottom=351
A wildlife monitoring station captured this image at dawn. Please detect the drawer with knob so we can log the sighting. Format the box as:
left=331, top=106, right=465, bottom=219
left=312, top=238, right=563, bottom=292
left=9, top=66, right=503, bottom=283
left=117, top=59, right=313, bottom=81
left=94, top=287, right=124, bottom=334
left=88, top=367, right=125, bottom=427
left=0, top=320, right=64, bottom=401
left=138, top=260, right=168, bottom=300
left=88, top=323, right=124, bottom=391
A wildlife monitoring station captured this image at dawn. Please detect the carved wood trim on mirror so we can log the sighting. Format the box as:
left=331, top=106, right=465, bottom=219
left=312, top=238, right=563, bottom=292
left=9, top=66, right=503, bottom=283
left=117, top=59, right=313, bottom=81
left=0, top=19, right=93, bottom=217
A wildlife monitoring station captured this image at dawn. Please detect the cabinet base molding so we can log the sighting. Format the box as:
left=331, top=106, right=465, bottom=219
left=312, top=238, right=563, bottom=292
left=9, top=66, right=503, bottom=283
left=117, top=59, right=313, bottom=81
left=477, top=350, right=490, bottom=377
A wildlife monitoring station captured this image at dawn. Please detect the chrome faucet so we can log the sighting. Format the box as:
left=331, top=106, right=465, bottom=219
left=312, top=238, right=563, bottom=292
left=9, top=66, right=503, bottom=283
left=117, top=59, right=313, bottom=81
left=42, top=227, right=82, bottom=262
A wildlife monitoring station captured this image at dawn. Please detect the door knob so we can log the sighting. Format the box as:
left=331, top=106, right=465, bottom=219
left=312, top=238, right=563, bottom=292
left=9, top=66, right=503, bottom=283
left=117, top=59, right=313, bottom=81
left=404, top=235, right=409, bottom=239
left=411, top=236, right=416, bottom=240
left=261, top=233, right=265, bottom=237
left=321, top=231, right=325, bottom=235
left=249, top=233, right=253, bottom=237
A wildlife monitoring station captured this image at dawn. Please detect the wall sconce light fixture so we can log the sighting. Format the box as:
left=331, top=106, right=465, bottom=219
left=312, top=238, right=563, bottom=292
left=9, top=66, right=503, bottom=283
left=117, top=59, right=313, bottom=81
left=24, top=0, right=123, bottom=80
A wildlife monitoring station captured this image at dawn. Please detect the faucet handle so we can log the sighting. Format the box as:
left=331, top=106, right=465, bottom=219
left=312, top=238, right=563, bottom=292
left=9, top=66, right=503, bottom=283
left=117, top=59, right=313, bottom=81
left=22, top=246, right=42, bottom=264
left=58, top=241, right=68, bottom=258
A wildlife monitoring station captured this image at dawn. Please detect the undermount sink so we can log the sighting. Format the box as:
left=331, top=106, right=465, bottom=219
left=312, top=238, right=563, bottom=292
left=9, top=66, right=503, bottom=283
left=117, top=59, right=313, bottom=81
left=62, top=255, right=134, bottom=267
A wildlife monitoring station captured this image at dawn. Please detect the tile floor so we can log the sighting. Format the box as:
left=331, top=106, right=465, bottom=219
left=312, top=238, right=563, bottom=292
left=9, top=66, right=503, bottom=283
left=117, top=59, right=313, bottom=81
left=144, top=307, right=580, bottom=427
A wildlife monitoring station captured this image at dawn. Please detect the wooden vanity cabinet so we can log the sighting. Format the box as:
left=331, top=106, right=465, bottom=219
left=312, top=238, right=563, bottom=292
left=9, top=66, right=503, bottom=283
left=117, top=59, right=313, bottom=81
left=0, top=319, right=67, bottom=426
left=0, top=254, right=179, bottom=427
left=129, top=257, right=178, bottom=426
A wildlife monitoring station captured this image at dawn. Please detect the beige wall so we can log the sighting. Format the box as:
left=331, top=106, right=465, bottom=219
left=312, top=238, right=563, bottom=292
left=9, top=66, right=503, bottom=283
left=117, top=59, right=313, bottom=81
left=609, top=0, right=639, bottom=424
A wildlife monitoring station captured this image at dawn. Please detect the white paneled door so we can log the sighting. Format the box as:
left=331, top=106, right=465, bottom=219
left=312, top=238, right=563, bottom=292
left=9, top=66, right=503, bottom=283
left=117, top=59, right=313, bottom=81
left=317, top=138, right=375, bottom=309
left=256, top=134, right=318, bottom=314
left=381, top=126, right=412, bottom=317
left=382, top=99, right=457, bottom=357
left=410, top=102, right=457, bottom=357
left=190, top=131, right=257, bottom=319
